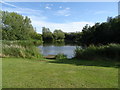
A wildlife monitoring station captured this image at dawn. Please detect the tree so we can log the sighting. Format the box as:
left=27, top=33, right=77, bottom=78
left=2, top=11, right=37, bottom=40
left=53, top=29, right=65, bottom=41
left=42, top=27, right=53, bottom=42
left=64, top=32, right=81, bottom=43
left=80, top=16, right=120, bottom=45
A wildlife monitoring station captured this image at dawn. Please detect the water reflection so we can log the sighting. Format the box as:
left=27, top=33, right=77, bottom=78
left=38, top=42, right=81, bottom=58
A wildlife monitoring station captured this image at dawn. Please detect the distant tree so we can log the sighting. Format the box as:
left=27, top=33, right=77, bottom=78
left=107, top=17, right=112, bottom=23
left=64, top=32, right=81, bottom=43
left=53, top=29, right=65, bottom=41
left=42, top=27, right=53, bottom=42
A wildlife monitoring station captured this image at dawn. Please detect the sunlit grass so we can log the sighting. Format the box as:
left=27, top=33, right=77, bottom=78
left=2, top=58, right=118, bottom=88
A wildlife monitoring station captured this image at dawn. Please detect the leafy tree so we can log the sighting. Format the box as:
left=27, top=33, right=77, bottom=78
left=42, top=27, right=53, bottom=42
left=80, top=16, right=120, bottom=45
left=53, top=29, right=65, bottom=41
left=64, top=32, right=81, bottom=43
left=1, top=11, right=41, bottom=41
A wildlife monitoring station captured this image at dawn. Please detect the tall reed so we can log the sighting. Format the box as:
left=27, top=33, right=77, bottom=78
left=74, top=44, right=120, bottom=60
left=2, top=40, right=42, bottom=58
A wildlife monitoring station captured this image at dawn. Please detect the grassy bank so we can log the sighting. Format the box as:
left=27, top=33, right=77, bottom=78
left=74, top=44, right=120, bottom=60
left=1, top=40, right=42, bottom=58
left=2, top=40, right=42, bottom=46
left=2, top=58, right=118, bottom=88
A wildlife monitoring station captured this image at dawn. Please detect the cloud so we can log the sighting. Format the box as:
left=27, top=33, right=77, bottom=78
left=1, top=1, right=17, bottom=8
left=2, top=2, right=94, bottom=34
left=2, top=2, right=47, bottom=20
left=55, top=7, right=71, bottom=16
left=45, top=6, right=51, bottom=9
left=2, top=2, right=43, bottom=14
left=30, top=16, right=94, bottom=34
left=45, top=4, right=53, bottom=9
left=3, top=7, right=42, bottom=15
left=66, top=7, right=70, bottom=10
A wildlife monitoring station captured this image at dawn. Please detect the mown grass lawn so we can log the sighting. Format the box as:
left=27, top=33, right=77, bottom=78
left=2, top=58, right=118, bottom=88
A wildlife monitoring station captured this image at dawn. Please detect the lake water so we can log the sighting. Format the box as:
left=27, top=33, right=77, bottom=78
left=38, top=44, right=80, bottom=58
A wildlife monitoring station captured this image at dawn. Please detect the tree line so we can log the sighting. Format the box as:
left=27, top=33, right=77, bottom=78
left=42, top=27, right=65, bottom=42
left=1, top=11, right=120, bottom=46
left=79, top=16, right=120, bottom=45
left=42, top=16, right=120, bottom=45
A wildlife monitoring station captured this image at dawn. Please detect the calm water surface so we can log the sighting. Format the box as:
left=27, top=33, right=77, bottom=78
left=38, top=44, right=81, bottom=58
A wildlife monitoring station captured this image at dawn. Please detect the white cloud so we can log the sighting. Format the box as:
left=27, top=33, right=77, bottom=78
left=65, top=14, right=71, bottom=16
left=55, top=8, right=71, bottom=16
left=66, top=7, right=70, bottom=10
left=2, top=2, right=94, bottom=34
left=45, top=6, right=51, bottom=9
left=2, top=3, right=47, bottom=20
left=45, top=3, right=53, bottom=9
left=1, top=1, right=17, bottom=8
left=4, top=7, right=43, bottom=15
left=2, top=2, right=43, bottom=15
left=30, top=16, right=94, bottom=34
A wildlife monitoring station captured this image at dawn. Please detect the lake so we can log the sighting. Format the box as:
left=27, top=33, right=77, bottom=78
left=38, top=43, right=80, bottom=58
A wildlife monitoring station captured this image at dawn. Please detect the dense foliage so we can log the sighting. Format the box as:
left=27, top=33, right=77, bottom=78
left=80, top=16, right=120, bottom=45
left=64, top=16, right=120, bottom=45
left=2, top=11, right=120, bottom=45
left=55, top=53, right=67, bottom=60
left=1, top=11, right=42, bottom=41
left=53, top=29, right=65, bottom=41
left=2, top=41, right=42, bottom=58
left=74, top=44, right=120, bottom=60
left=42, top=27, right=53, bottom=42
left=64, top=32, right=81, bottom=43
left=42, top=27, right=65, bottom=42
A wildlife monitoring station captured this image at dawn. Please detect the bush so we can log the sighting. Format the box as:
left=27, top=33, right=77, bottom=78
left=2, top=40, right=42, bottom=58
left=74, top=44, right=120, bottom=60
left=55, top=53, right=67, bottom=60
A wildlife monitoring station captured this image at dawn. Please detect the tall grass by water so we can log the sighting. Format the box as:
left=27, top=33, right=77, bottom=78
left=74, top=44, right=120, bottom=60
left=1, top=40, right=42, bottom=58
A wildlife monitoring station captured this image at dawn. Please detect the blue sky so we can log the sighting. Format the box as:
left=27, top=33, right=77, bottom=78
left=1, top=2, right=118, bottom=33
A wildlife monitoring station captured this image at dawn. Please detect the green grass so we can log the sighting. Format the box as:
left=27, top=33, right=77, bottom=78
left=2, top=58, right=118, bottom=88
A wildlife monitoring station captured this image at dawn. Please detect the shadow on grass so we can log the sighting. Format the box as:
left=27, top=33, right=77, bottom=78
left=48, top=58, right=119, bottom=68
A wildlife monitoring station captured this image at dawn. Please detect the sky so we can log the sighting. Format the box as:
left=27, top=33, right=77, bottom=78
left=1, top=1, right=118, bottom=33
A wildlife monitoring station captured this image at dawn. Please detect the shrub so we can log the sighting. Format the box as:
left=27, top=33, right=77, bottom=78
left=74, top=44, right=120, bottom=60
left=2, top=40, right=42, bottom=58
left=55, top=53, right=67, bottom=60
